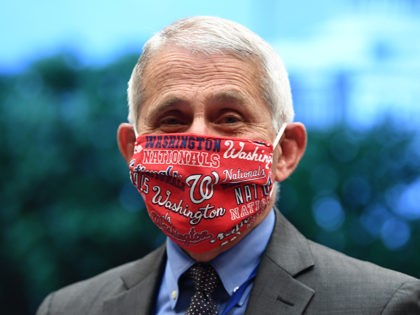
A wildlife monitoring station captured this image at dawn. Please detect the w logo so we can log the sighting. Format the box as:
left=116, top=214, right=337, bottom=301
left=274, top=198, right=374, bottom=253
left=186, top=172, right=219, bottom=204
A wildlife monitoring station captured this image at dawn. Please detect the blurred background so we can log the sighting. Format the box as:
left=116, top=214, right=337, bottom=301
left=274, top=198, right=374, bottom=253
left=1, top=0, right=420, bottom=314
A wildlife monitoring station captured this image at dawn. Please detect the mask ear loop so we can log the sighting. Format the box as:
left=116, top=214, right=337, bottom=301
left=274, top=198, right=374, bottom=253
left=270, top=122, right=287, bottom=199
left=273, top=123, right=287, bottom=149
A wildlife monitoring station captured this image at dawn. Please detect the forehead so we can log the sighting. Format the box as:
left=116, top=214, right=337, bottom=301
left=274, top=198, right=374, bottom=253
left=140, top=46, right=264, bottom=104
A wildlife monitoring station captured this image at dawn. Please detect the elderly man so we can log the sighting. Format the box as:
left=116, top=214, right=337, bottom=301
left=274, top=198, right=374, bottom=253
left=37, top=16, right=420, bottom=314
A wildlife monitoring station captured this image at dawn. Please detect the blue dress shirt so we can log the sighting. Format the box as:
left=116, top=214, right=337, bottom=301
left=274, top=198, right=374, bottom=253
left=156, top=209, right=275, bottom=315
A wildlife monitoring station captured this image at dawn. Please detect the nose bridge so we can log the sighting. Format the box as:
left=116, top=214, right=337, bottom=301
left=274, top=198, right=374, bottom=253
left=188, top=114, right=208, bottom=135
left=186, top=96, right=209, bottom=135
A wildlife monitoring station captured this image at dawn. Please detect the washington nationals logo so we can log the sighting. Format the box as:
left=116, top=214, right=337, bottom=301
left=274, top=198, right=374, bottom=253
left=186, top=172, right=219, bottom=204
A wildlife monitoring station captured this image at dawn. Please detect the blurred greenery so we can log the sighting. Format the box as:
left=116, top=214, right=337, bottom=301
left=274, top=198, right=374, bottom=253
left=1, top=52, right=419, bottom=315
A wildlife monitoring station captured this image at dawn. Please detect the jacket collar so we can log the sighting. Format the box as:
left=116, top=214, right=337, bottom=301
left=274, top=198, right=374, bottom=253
left=245, top=209, right=315, bottom=314
left=102, top=245, right=166, bottom=315
left=102, top=209, right=315, bottom=315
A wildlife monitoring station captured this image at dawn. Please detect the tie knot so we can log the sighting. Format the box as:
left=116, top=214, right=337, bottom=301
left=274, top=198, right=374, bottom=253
left=188, top=263, right=219, bottom=295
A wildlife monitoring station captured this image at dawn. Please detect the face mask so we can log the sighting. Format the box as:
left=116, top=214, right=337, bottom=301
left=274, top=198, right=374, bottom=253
left=129, top=124, right=286, bottom=253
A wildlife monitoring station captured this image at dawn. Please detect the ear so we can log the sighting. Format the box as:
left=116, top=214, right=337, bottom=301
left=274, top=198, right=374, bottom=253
left=117, top=123, right=137, bottom=163
left=274, top=122, right=307, bottom=182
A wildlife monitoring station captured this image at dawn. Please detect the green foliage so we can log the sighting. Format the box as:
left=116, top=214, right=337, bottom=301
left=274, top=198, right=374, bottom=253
left=0, top=53, right=162, bottom=314
left=1, top=53, right=419, bottom=315
left=279, top=122, right=420, bottom=275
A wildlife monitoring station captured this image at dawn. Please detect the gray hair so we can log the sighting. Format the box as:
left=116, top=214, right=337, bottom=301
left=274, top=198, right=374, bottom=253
left=127, top=16, right=294, bottom=133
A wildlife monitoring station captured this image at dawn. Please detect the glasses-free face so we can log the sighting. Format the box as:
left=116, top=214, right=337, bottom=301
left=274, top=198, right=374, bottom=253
left=137, top=47, right=276, bottom=144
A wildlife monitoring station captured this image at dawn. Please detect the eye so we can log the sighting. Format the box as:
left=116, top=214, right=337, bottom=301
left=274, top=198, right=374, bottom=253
left=221, top=115, right=240, bottom=124
left=154, top=111, right=189, bottom=132
left=216, top=112, right=243, bottom=125
left=159, top=116, right=183, bottom=126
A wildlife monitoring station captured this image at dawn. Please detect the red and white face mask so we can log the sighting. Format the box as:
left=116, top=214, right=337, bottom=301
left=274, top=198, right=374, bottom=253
left=129, top=124, right=286, bottom=253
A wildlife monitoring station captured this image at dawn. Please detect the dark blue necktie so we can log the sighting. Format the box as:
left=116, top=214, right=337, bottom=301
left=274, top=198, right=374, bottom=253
left=186, top=263, right=219, bottom=315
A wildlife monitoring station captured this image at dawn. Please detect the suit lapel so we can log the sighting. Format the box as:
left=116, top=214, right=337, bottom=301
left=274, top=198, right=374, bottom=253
left=102, top=245, right=166, bottom=315
left=245, top=210, right=315, bottom=315
left=101, top=210, right=315, bottom=315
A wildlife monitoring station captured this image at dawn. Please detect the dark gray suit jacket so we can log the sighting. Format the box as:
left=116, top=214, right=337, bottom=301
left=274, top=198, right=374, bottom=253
left=37, top=211, right=420, bottom=314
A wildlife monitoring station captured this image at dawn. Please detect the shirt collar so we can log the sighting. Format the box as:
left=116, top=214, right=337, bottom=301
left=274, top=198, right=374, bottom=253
left=164, top=209, right=275, bottom=309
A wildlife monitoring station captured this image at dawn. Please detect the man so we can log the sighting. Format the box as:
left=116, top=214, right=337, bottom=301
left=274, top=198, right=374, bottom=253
left=37, top=16, right=420, bottom=314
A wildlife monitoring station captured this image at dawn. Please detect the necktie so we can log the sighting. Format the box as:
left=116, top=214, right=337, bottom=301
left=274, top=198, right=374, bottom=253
left=186, top=263, right=219, bottom=315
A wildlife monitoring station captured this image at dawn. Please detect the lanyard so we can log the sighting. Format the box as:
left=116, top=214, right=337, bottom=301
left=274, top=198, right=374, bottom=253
left=220, top=264, right=259, bottom=315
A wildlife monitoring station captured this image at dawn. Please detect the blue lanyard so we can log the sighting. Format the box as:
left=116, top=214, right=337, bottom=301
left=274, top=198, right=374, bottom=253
left=220, top=264, right=259, bottom=315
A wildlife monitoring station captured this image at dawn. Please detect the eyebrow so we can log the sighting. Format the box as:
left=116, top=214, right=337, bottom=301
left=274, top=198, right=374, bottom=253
left=144, top=90, right=251, bottom=120
left=146, top=96, right=188, bottom=118
left=205, top=90, right=247, bottom=106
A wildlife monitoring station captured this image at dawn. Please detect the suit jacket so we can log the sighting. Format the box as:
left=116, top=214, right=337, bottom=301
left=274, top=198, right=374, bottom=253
left=37, top=211, right=420, bottom=314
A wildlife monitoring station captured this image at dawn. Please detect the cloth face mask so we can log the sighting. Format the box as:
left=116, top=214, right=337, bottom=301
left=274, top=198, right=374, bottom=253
left=129, top=125, right=286, bottom=253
